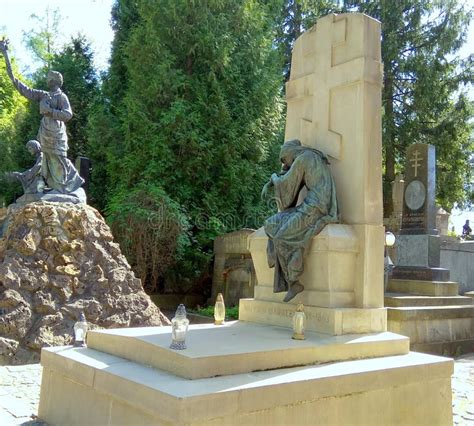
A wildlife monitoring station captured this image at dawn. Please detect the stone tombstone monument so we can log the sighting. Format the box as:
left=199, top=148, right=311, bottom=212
left=393, top=143, right=450, bottom=281
left=240, top=13, right=387, bottom=335
left=75, top=156, right=92, bottom=193
left=392, top=174, right=405, bottom=216
left=211, top=229, right=256, bottom=307
left=400, top=144, right=437, bottom=234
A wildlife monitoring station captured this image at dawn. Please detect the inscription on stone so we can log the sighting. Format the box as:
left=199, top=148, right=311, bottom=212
left=242, top=304, right=330, bottom=324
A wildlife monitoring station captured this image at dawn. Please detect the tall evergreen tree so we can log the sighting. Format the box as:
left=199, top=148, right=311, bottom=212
left=88, top=0, right=285, bottom=290
left=0, top=58, right=27, bottom=204
left=342, top=0, right=473, bottom=212
left=86, top=0, right=141, bottom=210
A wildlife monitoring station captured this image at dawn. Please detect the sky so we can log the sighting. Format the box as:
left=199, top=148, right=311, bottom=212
left=0, top=0, right=115, bottom=74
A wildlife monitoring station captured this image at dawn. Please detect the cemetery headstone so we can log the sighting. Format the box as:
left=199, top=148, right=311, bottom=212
left=393, top=143, right=449, bottom=281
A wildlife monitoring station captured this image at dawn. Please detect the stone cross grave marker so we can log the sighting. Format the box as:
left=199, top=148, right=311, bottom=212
left=394, top=143, right=449, bottom=281
left=400, top=143, right=437, bottom=235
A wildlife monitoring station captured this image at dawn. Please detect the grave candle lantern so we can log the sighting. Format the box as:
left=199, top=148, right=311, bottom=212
left=292, top=303, right=306, bottom=340
left=170, top=304, right=190, bottom=350
left=74, top=312, right=88, bottom=347
left=214, top=293, right=225, bottom=325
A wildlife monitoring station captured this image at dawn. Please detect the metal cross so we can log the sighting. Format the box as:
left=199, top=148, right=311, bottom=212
left=410, top=150, right=423, bottom=177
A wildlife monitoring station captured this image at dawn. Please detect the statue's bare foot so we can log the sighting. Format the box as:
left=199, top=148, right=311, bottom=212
left=283, top=282, right=304, bottom=302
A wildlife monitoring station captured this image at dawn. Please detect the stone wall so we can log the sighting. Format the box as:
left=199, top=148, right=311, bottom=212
left=211, top=229, right=255, bottom=307
left=441, top=240, right=474, bottom=294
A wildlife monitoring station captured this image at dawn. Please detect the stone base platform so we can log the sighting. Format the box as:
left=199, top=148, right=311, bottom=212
left=86, top=322, right=408, bottom=379
left=239, top=299, right=387, bottom=335
left=38, top=339, right=453, bottom=426
left=387, top=278, right=459, bottom=296
left=391, top=266, right=450, bottom=282
left=15, top=187, right=87, bottom=204
left=387, top=305, right=474, bottom=356
left=385, top=294, right=473, bottom=307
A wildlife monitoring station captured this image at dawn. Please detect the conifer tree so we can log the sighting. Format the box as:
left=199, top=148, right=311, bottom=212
left=88, top=0, right=284, bottom=289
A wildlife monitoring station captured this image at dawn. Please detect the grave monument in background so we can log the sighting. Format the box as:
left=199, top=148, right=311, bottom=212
left=392, top=143, right=449, bottom=280
left=37, top=14, right=454, bottom=425
left=386, top=144, right=474, bottom=355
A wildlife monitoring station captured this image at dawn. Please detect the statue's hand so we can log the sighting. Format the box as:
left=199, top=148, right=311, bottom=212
left=0, top=38, right=9, bottom=56
left=261, top=181, right=273, bottom=201
left=39, top=96, right=53, bottom=116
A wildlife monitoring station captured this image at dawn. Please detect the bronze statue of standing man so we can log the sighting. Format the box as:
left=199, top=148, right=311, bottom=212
left=0, top=38, right=83, bottom=196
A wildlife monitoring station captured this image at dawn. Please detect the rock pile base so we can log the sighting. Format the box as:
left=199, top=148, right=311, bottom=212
left=0, top=202, right=168, bottom=364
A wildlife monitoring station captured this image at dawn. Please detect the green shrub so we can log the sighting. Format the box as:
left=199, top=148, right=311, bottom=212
left=106, top=183, right=191, bottom=293
left=193, top=305, right=239, bottom=320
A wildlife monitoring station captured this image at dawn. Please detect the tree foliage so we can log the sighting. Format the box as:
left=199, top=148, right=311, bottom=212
left=0, top=59, right=27, bottom=204
left=87, top=0, right=284, bottom=290
left=22, top=6, right=61, bottom=68
left=106, top=183, right=192, bottom=293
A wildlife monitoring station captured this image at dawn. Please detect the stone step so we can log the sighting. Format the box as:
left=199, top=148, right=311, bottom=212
left=385, top=294, right=473, bottom=307
left=388, top=305, right=474, bottom=321
left=86, top=321, right=409, bottom=380
left=387, top=305, right=474, bottom=354
left=387, top=279, right=459, bottom=296
left=412, top=339, right=474, bottom=357
left=38, top=346, right=454, bottom=426
left=239, top=298, right=387, bottom=335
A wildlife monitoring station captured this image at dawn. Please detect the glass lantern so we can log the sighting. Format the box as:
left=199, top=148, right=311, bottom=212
left=292, top=303, right=306, bottom=340
left=214, top=293, right=225, bottom=325
left=385, top=232, right=396, bottom=247
left=170, top=304, right=190, bottom=350
left=384, top=232, right=396, bottom=290
left=74, top=312, right=88, bottom=347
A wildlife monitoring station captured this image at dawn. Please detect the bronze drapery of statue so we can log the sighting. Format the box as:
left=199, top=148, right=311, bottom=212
left=261, top=139, right=339, bottom=302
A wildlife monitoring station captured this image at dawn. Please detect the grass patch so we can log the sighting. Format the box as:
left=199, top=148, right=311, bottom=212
left=191, top=305, right=239, bottom=320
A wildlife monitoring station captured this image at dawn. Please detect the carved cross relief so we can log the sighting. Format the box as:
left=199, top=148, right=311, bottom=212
left=285, top=15, right=381, bottom=161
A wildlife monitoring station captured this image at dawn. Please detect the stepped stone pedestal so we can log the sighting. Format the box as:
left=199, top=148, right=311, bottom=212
left=387, top=144, right=474, bottom=356
left=386, top=279, right=474, bottom=356
left=240, top=225, right=387, bottom=336
left=38, top=324, right=454, bottom=426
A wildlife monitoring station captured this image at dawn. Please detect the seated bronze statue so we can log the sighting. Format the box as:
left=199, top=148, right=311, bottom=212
left=261, top=139, right=339, bottom=302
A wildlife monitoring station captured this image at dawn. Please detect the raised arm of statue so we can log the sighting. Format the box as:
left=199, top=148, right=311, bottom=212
left=0, top=38, right=45, bottom=102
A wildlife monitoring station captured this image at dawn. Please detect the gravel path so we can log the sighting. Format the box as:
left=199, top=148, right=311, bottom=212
left=0, top=353, right=473, bottom=425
